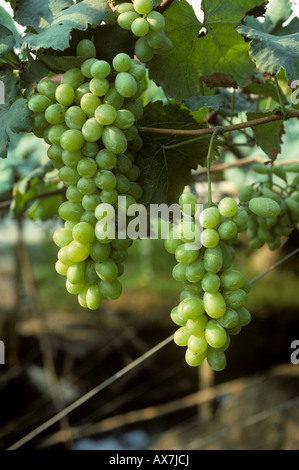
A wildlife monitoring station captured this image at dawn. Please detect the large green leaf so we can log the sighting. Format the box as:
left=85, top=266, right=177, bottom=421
left=246, top=111, right=285, bottom=160
left=0, top=99, right=33, bottom=158
left=136, top=102, right=219, bottom=206
left=148, top=0, right=266, bottom=101
left=21, top=0, right=112, bottom=51
left=0, top=24, right=15, bottom=55
left=237, top=25, right=299, bottom=82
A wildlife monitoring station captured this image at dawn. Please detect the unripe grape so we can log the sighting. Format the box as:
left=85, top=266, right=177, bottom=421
left=134, top=37, right=155, bottom=62
left=28, top=94, right=52, bottom=113
left=76, top=39, right=97, bottom=58
left=61, top=68, right=85, bottom=90
left=115, top=72, right=138, bottom=98
left=133, top=0, right=153, bottom=15
left=113, top=53, right=132, bottom=73
left=55, top=84, right=75, bottom=106
left=146, top=11, right=165, bottom=31
left=131, top=17, right=150, bottom=37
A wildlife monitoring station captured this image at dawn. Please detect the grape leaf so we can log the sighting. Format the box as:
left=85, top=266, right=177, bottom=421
left=37, top=53, right=85, bottom=72
left=13, top=0, right=73, bottom=32
left=246, top=111, right=285, bottom=160
left=136, top=102, right=219, bottom=206
left=21, top=58, right=49, bottom=97
left=183, top=95, right=225, bottom=112
left=0, top=24, right=15, bottom=55
left=148, top=0, right=266, bottom=101
left=0, top=99, right=33, bottom=159
left=21, top=0, right=112, bottom=51
left=237, top=25, right=299, bottom=82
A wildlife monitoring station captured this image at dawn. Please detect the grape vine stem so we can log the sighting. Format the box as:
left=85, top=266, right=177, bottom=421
left=138, top=111, right=299, bottom=136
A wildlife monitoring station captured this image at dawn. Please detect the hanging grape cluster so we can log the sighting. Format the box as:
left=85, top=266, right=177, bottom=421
left=116, top=0, right=173, bottom=63
left=239, top=163, right=299, bottom=250
left=28, top=39, right=145, bottom=310
left=165, top=193, right=252, bottom=371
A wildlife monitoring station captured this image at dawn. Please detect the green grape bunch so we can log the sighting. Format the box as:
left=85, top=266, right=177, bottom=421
left=28, top=39, right=145, bottom=310
left=165, top=193, right=251, bottom=372
left=239, top=163, right=299, bottom=250
left=116, top=0, right=173, bottom=62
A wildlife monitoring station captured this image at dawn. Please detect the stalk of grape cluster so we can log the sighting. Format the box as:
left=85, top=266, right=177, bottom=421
left=28, top=40, right=145, bottom=310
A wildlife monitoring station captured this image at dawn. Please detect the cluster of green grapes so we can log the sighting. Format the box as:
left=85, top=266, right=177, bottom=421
left=28, top=39, right=145, bottom=309
left=239, top=163, right=299, bottom=250
left=164, top=193, right=251, bottom=371
left=116, top=0, right=172, bottom=62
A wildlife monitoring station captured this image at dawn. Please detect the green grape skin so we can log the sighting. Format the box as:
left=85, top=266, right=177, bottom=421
left=134, top=37, right=155, bottom=62
left=95, top=259, right=118, bottom=282
left=249, top=197, right=281, bottom=218
left=86, top=284, right=102, bottom=310
left=203, top=246, right=223, bottom=274
left=175, top=244, right=200, bottom=265
left=185, top=349, right=206, bottom=367
left=122, top=100, right=144, bottom=121
left=201, top=273, right=220, bottom=293
left=82, top=118, right=103, bottom=142
left=111, top=237, right=133, bottom=251
left=80, top=211, right=97, bottom=227
left=45, top=104, right=66, bottom=125
left=242, top=278, right=252, bottom=294
left=76, top=39, right=97, bottom=58
left=100, top=189, right=118, bottom=205
left=80, top=93, right=102, bottom=118
left=215, top=335, right=231, bottom=352
left=102, top=126, right=128, bottom=155
left=28, top=94, right=52, bottom=113
left=223, top=289, right=247, bottom=310
left=94, top=170, right=116, bottom=191
left=116, top=154, right=133, bottom=175
left=66, top=279, right=87, bottom=295
left=61, top=68, right=85, bottom=90
left=91, top=60, right=111, bottom=79
left=114, top=109, right=135, bottom=130
left=77, top=286, right=89, bottom=308
left=82, top=142, right=99, bottom=158
left=57, top=246, right=72, bottom=266
left=59, top=166, right=80, bottom=186
left=90, top=240, right=111, bottom=263
left=77, top=177, right=97, bottom=196
left=61, top=150, right=82, bottom=168
left=188, top=332, right=208, bottom=355
left=200, top=229, right=220, bottom=248
left=262, top=186, right=281, bottom=204
left=238, top=185, right=254, bottom=202
left=123, top=125, right=138, bottom=142
left=146, top=29, right=168, bottom=49
left=128, top=135, right=143, bottom=152
left=218, top=308, right=240, bottom=329
left=47, top=144, right=63, bottom=163
left=100, top=279, right=123, bottom=300
left=177, top=296, right=205, bottom=321
left=170, top=306, right=186, bottom=327
left=55, top=260, right=69, bottom=276
left=203, top=292, right=226, bottom=319
left=248, top=237, right=264, bottom=250
left=175, top=220, right=199, bottom=244
left=117, top=11, right=140, bottom=30
left=65, top=106, right=87, bottom=130
left=95, top=104, right=117, bottom=126
left=53, top=227, right=73, bottom=248
left=112, top=53, right=132, bottom=73
left=59, top=201, right=84, bottom=223
left=218, top=197, right=238, bottom=218
left=82, top=193, right=102, bottom=212
left=60, top=129, right=85, bottom=152
left=32, top=112, right=49, bottom=138
left=127, top=165, right=140, bottom=182
left=128, top=60, right=147, bottom=82
left=131, top=17, right=150, bottom=36
left=67, top=240, right=90, bottom=262
left=173, top=327, right=190, bottom=347
left=237, top=307, right=251, bottom=326
left=128, top=182, right=142, bottom=201
left=133, top=0, right=153, bottom=14
left=66, top=185, right=83, bottom=203
left=89, top=78, right=110, bottom=97
left=179, top=192, right=198, bottom=216
left=199, top=206, right=221, bottom=229
left=67, top=262, right=86, bottom=284
left=117, top=2, right=135, bottom=13
left=55, top=84, right=75, bottom=107
left=172, top=263, right=187, bottom=282
left=205, top=320, right=227, bottom=349
left=74, top=82, right=90, bottom=106
left=207, top=348, right=227, bottom=371
left=185, top=259, right=205, bottom=283
left=186, top=316, right=208, bottom=335
left=103, top=87, right=124, bottom=110
left=218, top=220, right=238, bottom=241
left=48, top=124, right=68, bottom=145
left=164, top=233, right=182, bottom=254
left=146, top=11, right=165, bottom=31
left=115, top=72, right=138, bottom=98
left=220, top=269, right=244, bottom=291
left=110, top=249, right=128, bottom=264
left=72, top=222, right=95, bottom=245
left=37, top=79, right=58, bottom=101
left=182, top=282, right=202, bottom=297
left=232, top=209, right=249, bottom=232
